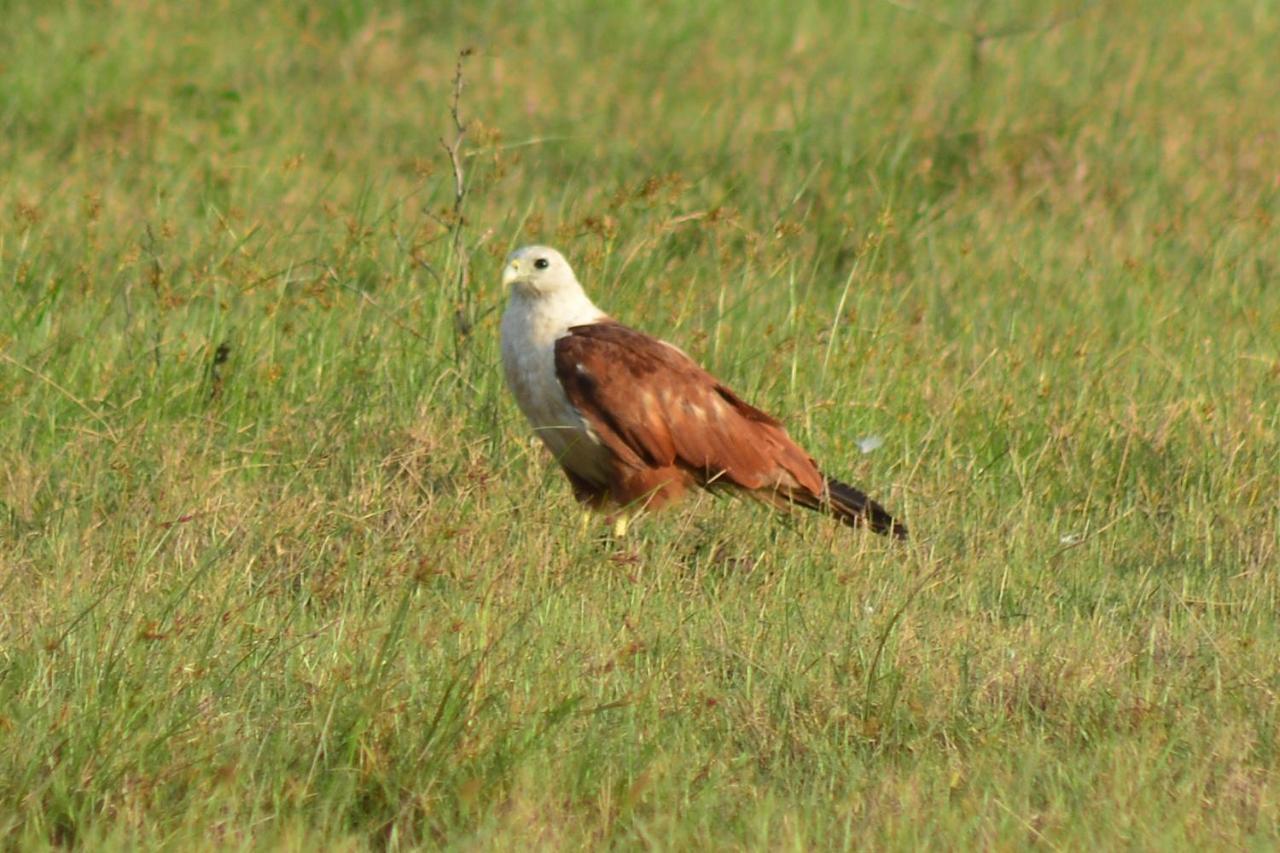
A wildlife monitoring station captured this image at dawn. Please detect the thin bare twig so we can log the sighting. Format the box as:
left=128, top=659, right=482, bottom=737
left=440, top=47, right=475, bottom=357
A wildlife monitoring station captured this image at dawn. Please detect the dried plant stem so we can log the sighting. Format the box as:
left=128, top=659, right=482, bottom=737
left=441, top=47, right=475, bottom=360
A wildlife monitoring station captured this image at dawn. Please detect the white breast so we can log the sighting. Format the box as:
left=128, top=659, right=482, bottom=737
left=500, top=290, right=612, bottom=485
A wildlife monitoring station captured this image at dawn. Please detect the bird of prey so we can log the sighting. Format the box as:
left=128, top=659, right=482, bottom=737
left=499, top=246, right=907, bottom=539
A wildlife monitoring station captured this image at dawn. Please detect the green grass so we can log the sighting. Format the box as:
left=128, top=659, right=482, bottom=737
left=2, top=0, right=1278, bottom=847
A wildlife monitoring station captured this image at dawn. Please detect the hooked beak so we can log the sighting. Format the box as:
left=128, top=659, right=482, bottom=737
left=501, top=260, right=522, bottom=288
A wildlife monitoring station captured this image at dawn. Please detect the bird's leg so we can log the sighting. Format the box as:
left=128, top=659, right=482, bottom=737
left=611, top=512, right=631, bottom=539
left=599, top=509, right=634, bottom=539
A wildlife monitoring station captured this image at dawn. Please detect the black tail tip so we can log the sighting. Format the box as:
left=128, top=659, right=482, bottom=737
left=863, top=502, right=908, bottom=540
left=882, top=516, right=909, bottom=541
left=825, top=477, right=908, bottom=540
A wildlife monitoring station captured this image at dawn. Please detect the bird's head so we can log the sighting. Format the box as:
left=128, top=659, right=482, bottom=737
left=502, top=245, right=582, bottom=299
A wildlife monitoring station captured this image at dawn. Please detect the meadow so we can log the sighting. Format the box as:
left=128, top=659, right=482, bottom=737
left=1, top=0, right=1278, bottom=847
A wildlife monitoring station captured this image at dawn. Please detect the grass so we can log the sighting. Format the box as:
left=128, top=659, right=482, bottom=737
left=1, top=0, right=1278, bottom=847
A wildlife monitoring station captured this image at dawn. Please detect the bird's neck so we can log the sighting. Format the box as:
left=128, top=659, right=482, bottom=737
left=504, top=287, right=607, bottom=345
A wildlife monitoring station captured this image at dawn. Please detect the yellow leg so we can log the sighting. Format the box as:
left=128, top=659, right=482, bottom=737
left=611, top=512, right=631, bottom=539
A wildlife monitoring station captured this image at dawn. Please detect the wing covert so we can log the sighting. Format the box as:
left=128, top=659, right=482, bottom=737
left=553, top=322, right=822, bottom=494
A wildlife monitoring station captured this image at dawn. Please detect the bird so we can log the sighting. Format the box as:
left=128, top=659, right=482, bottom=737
left=499, top=245, right=907, bottom=539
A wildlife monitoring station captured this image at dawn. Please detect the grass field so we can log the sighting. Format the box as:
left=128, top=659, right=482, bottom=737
left=2, top=0, right=1278, bottom=847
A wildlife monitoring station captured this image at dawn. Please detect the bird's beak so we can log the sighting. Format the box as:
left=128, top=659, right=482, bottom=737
left=501, top=260, right=522, bottom=288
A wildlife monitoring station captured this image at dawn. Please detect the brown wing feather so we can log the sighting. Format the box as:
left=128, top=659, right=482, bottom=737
left=554, top=322, right=823, bottom=496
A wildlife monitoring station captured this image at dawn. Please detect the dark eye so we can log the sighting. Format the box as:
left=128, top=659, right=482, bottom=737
left=534, top=258, right=550, bottom=270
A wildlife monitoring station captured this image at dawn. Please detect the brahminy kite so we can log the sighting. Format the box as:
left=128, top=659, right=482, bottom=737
left=500, top=246, right=907, bottom=539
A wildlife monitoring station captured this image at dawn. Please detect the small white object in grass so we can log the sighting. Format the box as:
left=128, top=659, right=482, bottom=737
left=1060, top=531, right=1086, bottom=545
left=856, top=434, right=885, bottom=454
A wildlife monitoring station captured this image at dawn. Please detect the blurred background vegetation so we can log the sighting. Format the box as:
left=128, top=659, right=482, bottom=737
left=1, top=0, right=1277, bottom=847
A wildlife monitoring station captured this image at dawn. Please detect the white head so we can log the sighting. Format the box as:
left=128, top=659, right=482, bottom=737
left=501, top=245, right=585, bottom=300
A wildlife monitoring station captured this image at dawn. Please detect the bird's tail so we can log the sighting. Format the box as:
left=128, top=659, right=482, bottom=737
left=787, top=476, right=906, bottom=539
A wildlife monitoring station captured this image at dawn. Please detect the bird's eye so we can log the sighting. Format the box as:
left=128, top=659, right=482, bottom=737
left=534, top=258, right=550, bottom=270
